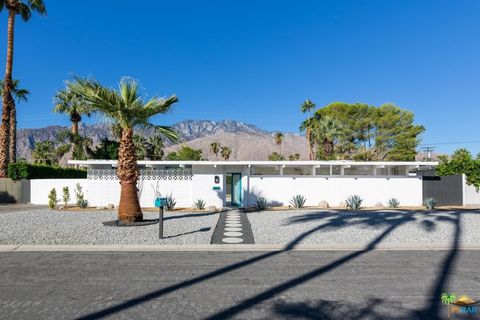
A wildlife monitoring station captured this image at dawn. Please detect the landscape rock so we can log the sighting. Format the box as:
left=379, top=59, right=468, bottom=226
left=96, top=206, right=107, bottom=210
left=107, top=204, right=115, bottom=210
left=338, top=201, right=347, bottom=209
left=374, top=202, right=384, bottom=209
left=206, top=206, right=217, bottom=212
left=318, top=201, right=329, bottom=209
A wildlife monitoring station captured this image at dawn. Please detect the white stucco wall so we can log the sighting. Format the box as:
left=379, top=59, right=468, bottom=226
left=465, top=184, right=480, bottom=205
left=248, top=176, right=423, bottom=207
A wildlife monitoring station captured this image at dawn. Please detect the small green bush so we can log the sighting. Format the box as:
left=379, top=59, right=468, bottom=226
left=7, top=162, right=87, bottom=180
left=387, top=198, right=400, bottom=208
left=74, top=183, right=89, bottom=208
left=345, top=195, right=363, bottom=210
left=62, top=187, right=70, bottom=208
left=48, top=188, right=58, bottom=209
left=424, top=197, right=438, bottom=210
left=193, top=199, right=206, bottom=210
left=165, top=193, right=176, bottom=211
left=253, top=195, right=270, bottom=211
left=290, top=194, right=306, bottom=208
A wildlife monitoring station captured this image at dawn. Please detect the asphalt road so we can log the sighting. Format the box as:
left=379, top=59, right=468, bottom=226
left=1, top=249, right=479, bottom=320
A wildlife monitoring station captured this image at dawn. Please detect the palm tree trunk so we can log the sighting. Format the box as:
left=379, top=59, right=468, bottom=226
left=0, top=11, right=15, bottom=177
left=71, top=120, right=78, bottom=135
left=117, top=127, right=143, bottom=222
left=8, top=106, right=16, bottom=162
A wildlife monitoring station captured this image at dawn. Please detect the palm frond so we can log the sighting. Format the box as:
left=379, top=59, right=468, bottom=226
left=28, top=0, right=47, bottom=14
left=18, top=3, right=31, bottom=21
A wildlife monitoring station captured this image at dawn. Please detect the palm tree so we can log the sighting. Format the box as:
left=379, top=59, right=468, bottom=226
left=210, top=142, right=221, bottom=160
left=32, top=140, right=57, bottom=166
left=133, top=134, right=149, bottom=160
left=220, top=146, right=231, bottom=160
left=315, top=116, right=341, bottom=159
left=53, top=82, right=91, bottom=135
left=0, top=0, right=46, bottom=177
left=55, top=129, right=92, bottom=161
left=0, top=79, right=29, bottom=161
left=300, top=99, right=316, bottom=160
left=274, top=132, right=284, bottom=155
left=147, top=134, right=164, bottom=160
left=70, top=77, right=179, bottom=223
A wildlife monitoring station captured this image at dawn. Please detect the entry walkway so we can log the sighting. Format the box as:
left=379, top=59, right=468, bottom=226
left=211, top=209, right=255, bottom=244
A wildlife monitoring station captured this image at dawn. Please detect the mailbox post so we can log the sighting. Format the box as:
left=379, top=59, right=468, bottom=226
left=155, top=197, right=167, bottom=238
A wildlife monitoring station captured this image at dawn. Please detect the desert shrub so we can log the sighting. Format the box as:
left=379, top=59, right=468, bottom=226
left=48, top=188, right=58, bottom=209
left=424, top=197, right=438, bottom=210
left=193, top=199, right=206, bottom=210
left=290, top=194, right=306, bottom=208
left=165, top=193, right=176, bottom=211
left=253, top=195, right=270, bottom=211
left=345, top=195, right=363, bottom=210
left=62, top=187, right=70, bottom=208
left=74, top=183, right=89, bottom=208
left=387, top=198, right=400, bottom=208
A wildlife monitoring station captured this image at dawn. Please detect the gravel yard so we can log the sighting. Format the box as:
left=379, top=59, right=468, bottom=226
left=247, top=209, right=480, bottom=246
left=0, top=209, right=220, bottom=245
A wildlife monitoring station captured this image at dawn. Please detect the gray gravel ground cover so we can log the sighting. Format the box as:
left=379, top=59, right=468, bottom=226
left=247, top=209, right=480, bottom=246
left=0, top=209, right=220, bottom=245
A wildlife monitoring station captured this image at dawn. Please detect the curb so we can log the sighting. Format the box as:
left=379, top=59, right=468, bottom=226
left=1, top=243, right=480, bottom=252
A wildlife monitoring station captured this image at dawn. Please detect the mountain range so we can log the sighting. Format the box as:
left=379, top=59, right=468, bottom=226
left=17, top=120, right=309, bottom=162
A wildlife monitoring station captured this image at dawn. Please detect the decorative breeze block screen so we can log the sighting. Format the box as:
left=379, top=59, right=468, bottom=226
left=87, top=168, right=193, bottom=180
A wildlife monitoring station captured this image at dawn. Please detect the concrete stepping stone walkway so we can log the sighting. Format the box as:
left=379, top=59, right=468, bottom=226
left=211, top=210, right=255, bottom=244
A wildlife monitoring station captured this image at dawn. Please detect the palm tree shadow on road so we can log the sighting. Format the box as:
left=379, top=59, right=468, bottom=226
left=75, top=209, right=472, bottom=320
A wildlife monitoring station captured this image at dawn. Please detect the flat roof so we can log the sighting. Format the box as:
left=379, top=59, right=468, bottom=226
left=69, top=160, right=438, bottom=167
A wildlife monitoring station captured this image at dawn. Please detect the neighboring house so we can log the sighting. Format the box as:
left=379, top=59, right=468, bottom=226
left=28, top=160, right=439, bottom=208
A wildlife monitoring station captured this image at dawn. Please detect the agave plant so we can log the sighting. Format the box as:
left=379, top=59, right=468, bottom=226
left=193, top=199, right=206, bottom=210
left=290, top=194, right=306, bottom=208
left=387, top=198, right=400, bottom=208
left=345, top=195, right=363, bottom=210
left=165, top=193, right=176, bottom=211
left=253, top=195, right=270, bottom=211
left=424, top=197, right=438, bottom=210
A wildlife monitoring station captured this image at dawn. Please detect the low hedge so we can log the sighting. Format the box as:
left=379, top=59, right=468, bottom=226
left=7, top=162, right=87, bottom=181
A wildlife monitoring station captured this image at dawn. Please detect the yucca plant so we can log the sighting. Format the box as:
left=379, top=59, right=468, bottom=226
left=290, top=194, right=306, bottom=208
left=345, top=195, right=363, bottom=210
left=193, top=199, right=206, bottom=210
left=387, top=198, right=400, bottom=208
left=424, top=197, right=438, bottom=210
left=48, top=188, right=57, bottom=209
left=165, top=193, right=176, bottom=211
left=253, top=195, right=270, bottom=211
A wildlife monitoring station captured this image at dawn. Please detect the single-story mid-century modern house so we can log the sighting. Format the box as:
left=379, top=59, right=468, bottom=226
left=29, top=160, right=440, bottom=208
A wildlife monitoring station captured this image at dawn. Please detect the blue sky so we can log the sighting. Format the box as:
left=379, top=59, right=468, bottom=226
left=1, top=0, right=479, bottom=154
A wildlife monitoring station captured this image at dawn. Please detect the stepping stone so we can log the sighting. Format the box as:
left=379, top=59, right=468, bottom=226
left=226, top=218, right=240, bottom=221
left=222, top=237, right=243, bottom=243
left=225, top=223, right=242, bottom=227
left=224, top=231, right=243, bottom=237
left=225, top=227, right=242, bottom=232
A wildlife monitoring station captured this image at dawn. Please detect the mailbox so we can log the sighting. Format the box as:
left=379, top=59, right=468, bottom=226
left=155, top=197, right=167, bottom=208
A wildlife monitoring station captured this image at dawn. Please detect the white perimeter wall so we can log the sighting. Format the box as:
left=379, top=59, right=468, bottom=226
left=30, top=172, right=225, bottom=208
left=248, top=176, right=423, bottom=207
left=465, top=184, right=480, bottom=205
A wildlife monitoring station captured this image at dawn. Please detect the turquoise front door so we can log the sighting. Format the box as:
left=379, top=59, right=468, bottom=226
left=230, top=173, right=242, bottom=207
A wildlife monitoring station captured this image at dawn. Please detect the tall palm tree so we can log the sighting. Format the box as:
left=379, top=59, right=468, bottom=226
left=210, top=142, right=221, bottom=160
left=274, top=132, right=284, bottom=155
left=55, top=129, right=92, bottom=161
left=0, top=0, right=46, bottom=177
left=53, top=82, right=91, bottom=135
left=300, top=99, right=316, bottom=160
left=0, top=79, right=29, bottom=161
left=220, top=146, right=231, bottom=160
left=70, top=77, right=179, bottom=223
left=32, top=140, right=57, bottom=166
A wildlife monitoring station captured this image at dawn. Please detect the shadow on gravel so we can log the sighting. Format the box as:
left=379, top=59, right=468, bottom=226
left=76, top=209, right=477, bottom=320
left=163, top=211, right=220, bottom=221
left=162, top=227, right=211, bottom=239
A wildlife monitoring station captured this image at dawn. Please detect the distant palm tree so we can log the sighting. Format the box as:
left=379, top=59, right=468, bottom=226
left=53, top=82, right=91, bottom=136
left=315, top=116, right=341, bottom=159
left=133, top=134, right=149, bottom=160
left=220, top=146, right=231, bottom=160
left=210, top=142, right=221, bottom=160
left=274, top=132, right=284, bottom=155
left=32, top=140, right=57, bottom=166
left=147, top=134, right=164, bottom=160
left=288, top=153, right=300, bottom=161
left=0, top=0, right=46, bottom=177
left=55, top=130, right=92, bottom=161
left=300, top=99, right=316, bottom=160
left=0, top=79, right=29, bottom=161
left=70, top=77, right=179, bottom=223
